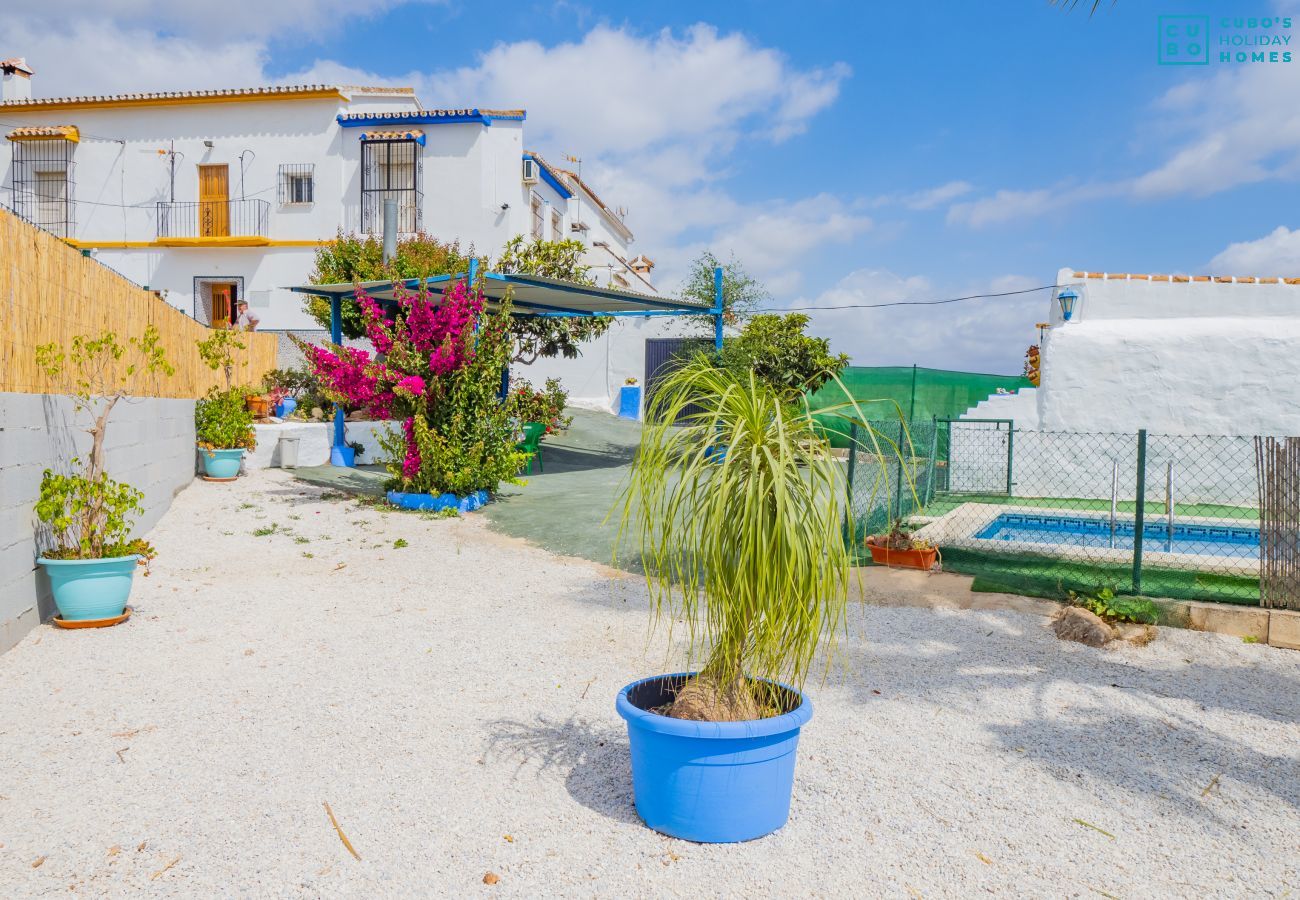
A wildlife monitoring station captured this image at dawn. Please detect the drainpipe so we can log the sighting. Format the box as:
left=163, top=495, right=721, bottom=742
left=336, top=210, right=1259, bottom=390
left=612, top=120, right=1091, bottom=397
left=382, top=199, right=397, bottom=264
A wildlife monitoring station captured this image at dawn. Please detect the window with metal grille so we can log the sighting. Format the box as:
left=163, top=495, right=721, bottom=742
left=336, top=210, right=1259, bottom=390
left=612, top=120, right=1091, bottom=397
left=278, top=163, right=314, bottom=205
left=551, top=208, right=562, bottom=241
left=361, top=140, right=422, bottom=234
left=11, top=139, right=75, bottom=238
left=531, top=194, right=544, bottom=240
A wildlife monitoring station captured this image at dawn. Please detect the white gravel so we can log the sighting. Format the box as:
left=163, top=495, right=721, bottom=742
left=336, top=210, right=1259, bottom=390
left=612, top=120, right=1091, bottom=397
left=0, top=469, right=1297, bottom=898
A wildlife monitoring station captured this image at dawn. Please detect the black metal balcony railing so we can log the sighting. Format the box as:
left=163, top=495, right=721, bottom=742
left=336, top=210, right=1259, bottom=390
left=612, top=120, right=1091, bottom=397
left=156, top=199, right=270, bottom=240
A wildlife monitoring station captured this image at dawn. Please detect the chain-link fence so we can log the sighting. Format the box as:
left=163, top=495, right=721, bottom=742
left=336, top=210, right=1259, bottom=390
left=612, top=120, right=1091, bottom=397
left=843, top=420, right=1263, bottom=606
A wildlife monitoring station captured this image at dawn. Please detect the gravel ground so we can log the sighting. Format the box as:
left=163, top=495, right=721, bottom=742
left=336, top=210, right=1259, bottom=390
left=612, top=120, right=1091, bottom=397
left=1, top=469, right=1297, bottom=898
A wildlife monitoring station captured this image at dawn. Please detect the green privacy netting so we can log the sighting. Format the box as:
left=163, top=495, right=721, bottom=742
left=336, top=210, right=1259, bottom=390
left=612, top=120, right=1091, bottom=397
left=809, top=366, right=1031, bottom=447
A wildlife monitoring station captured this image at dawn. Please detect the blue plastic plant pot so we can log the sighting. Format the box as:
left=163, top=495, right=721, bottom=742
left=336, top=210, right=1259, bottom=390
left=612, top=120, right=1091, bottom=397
left=275, top=397, right=298, bottom=418
left=200, top=447, right=244, bottom=479
left=618, top=385, right=641, bottom=420
left=615, top=673, right=813, bottom=843
left=330, top=445, right=356, bottom=467
left=38, top=555, right=139, bottom=621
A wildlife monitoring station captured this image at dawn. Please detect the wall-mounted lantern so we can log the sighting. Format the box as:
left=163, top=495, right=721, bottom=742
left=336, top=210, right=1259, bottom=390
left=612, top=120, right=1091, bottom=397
left=1056, top=287, right=1080, bottom=322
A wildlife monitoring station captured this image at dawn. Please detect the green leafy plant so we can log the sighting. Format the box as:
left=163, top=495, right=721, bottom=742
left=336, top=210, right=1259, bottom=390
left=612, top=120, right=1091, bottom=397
left=615, top=361, right=905, bottom=721
left=252, top=523, right=279, bottom=537
left=505, top=376, right=572, bottom=433
left=1068, top=587, right=1159, bottom=625
left=33, top=327, right=173, bottom=561
left=867, top=519, right=933, bottom=552
left=196, top=328, right=246, bottom=392
left=304, top=231, right=482, bottom=338
left=195, top=388, right=256, bottom=450
left=35, top=467, right=155, bottom=563
left=496, top=235, right=610, bottom=363
left=719, top=313, right=849, bottom=400
left=392, top=538, right=409, bottom=549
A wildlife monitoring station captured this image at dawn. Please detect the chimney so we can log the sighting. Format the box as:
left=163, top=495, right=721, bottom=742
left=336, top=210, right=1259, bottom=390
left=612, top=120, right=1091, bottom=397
left=628, top=255, right=655, bottom=275
left=1, top=57, right=34, bottom=102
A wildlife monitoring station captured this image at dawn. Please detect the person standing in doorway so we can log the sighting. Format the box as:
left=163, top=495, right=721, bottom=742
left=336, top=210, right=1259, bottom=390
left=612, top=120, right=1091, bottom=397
left=235, top=300, right=260, bottom=331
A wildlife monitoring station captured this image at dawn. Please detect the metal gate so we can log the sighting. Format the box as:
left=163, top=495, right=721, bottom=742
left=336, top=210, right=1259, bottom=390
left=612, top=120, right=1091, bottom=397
left=644, top=337, right=711, bottom=424
left=935, top=418, right=1014, bottom=495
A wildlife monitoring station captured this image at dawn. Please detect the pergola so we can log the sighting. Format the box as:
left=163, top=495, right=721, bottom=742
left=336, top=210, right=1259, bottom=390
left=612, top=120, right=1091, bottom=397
left=290, top=263, right=725, bottom=460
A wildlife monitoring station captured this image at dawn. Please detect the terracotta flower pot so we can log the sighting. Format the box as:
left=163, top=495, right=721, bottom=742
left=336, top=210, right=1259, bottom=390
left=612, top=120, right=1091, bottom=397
left=866, top=541, right=937, bottom=570
left=245, top=394, right=272, bottom=418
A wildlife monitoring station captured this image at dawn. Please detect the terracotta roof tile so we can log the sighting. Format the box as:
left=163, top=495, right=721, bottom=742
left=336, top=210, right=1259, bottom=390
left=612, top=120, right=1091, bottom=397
left=1072, top=269, right=1300, bottom=283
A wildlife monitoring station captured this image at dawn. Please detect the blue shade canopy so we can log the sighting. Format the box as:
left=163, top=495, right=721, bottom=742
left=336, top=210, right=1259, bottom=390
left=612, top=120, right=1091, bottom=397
left=290, top=271, right=712, bottom=319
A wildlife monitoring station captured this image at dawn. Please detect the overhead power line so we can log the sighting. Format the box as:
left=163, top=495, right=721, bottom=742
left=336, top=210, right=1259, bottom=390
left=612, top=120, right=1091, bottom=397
left=763, top=284, right=1060, bottom=313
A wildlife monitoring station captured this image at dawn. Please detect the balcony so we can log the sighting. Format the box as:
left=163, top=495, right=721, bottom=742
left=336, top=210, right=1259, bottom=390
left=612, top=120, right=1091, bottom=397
left=155, top=199, right=270, bottom=246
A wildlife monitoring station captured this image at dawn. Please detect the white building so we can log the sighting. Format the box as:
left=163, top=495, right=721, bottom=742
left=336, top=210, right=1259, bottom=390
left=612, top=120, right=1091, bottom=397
left=953, top=265, right=1300, bottom=504
left=0, top=59, right=669, bottom=406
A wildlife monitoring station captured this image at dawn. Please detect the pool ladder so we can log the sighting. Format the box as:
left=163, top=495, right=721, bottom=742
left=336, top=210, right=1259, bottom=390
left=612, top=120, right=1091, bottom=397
left=1110, top=459, right=1175, bottom=550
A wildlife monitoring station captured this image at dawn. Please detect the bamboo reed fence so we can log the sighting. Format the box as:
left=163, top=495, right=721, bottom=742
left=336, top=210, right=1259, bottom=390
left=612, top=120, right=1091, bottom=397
left=0, top=207, right=277, bottom=398
left=1255, top=436, right=1300, bottom=610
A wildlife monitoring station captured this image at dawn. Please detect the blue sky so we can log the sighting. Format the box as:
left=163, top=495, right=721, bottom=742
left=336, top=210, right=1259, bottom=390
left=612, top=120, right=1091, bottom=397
left=12, top=0, right=1300, bottom=373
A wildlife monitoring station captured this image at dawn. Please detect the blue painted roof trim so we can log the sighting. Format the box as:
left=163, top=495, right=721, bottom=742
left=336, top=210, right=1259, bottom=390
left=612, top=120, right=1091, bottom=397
left=523, top=154, right=573, bottom=199
left=337, top=110, right=526, bottom=128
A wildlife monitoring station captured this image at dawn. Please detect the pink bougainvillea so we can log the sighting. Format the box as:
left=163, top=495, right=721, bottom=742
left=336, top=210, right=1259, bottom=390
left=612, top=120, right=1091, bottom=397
left=304, top=277, right=522, bottom=496
left=401, top=416, right=421, bottom=480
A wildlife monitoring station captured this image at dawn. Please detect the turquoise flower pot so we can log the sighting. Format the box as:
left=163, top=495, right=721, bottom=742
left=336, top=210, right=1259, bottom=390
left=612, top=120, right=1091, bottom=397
left=38, top=555, right=139, bottom=621
left=275, top=397, right=298, bottom=418
left=200, top=447, right=244, bottom=479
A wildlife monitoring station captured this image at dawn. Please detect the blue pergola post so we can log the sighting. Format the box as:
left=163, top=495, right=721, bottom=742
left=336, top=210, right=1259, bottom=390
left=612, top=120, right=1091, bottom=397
left=330, top=294, right=348, bottom=463
left=713, top=265, right=724, bottom=352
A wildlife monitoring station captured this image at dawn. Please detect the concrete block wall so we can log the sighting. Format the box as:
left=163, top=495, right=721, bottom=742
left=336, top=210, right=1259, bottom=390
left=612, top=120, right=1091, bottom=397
left=0, top=393, right=195, bottom=652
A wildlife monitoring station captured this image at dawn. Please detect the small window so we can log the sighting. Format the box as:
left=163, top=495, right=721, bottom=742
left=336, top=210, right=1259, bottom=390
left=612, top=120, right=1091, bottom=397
left=551, top=209, right=562, bottom=241
left=278, top=163, right=315, bottom=205
left=531, top=195, right=544, bottom=240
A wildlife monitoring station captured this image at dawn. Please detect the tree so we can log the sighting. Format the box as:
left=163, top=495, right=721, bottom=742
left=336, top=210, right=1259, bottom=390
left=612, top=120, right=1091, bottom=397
left=719, top=313, right=849, bottom=400
left=303, top=232, right=609, bottom=364
left=495, top=235, right=611, bottom=364
left=679, top=251, right=770, bottom=334
left=304, top=231, right=481, bottom=340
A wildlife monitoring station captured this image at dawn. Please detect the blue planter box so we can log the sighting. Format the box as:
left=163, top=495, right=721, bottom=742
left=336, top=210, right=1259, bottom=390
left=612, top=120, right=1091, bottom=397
left=387, top=488, right=490, bottom=513
left=618, top=385, right=641, bottom=420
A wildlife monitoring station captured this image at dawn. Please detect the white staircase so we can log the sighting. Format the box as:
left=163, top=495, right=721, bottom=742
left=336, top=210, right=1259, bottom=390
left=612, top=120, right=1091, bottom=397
left=961, top=387, right=1039, bottom=427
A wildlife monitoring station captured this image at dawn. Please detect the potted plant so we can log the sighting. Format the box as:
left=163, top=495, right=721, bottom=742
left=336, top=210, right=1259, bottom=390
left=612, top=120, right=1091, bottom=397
left=614, top=362, right=894, bottom=843
left=264, top=367, right=313, bottom=418
left=865, top=520, right=938, bottom=570
left=33, top=327, right=173, bottom=625
left=195, top=388, right=256, bottom=481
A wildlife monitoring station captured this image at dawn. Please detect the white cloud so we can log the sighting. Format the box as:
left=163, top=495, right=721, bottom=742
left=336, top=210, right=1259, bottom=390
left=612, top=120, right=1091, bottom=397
left=422, top=25, right=850, bottom=156
left=1133, top=64, right=1300, bottom=198
left=903, top=180, right=972, bottom=210
left=1209, top=225, right=1300, bottom=275
left=790, top=270, right=1046, bottom=372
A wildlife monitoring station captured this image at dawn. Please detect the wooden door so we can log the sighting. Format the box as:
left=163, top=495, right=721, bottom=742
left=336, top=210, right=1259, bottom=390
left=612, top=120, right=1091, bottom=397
left=198, top=164, right=230, bottom=237
left=210, top=283, right=234, bottom=327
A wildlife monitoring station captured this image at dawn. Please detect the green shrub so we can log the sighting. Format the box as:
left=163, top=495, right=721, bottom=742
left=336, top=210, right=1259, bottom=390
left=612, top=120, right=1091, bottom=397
left=719, top=313, right=849, bottom=400
left=505, top=376, right=572, bottom=433
left=196, top=388, right=256, bottom=450
left=36, top=467, right=154, bottom=561
left=1069, top=587, right=1160, bottom=625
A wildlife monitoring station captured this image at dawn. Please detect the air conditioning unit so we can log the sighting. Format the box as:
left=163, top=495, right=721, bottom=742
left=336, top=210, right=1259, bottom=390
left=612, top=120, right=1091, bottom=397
left=521, top=157, right=539, bottom=184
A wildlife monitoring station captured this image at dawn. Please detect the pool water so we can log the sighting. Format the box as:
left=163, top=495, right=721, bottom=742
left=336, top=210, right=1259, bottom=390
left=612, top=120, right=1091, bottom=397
left=974, top=513, right=1259, bottom=560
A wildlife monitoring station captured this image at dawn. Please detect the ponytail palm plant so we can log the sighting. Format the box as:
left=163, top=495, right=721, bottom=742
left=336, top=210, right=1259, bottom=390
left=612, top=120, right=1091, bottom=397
left=617, top=359, right=911, bottom=721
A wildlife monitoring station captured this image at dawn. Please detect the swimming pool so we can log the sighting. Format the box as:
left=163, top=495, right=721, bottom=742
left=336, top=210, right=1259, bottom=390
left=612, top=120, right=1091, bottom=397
left=974, top=513, right=1260, bottom=560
